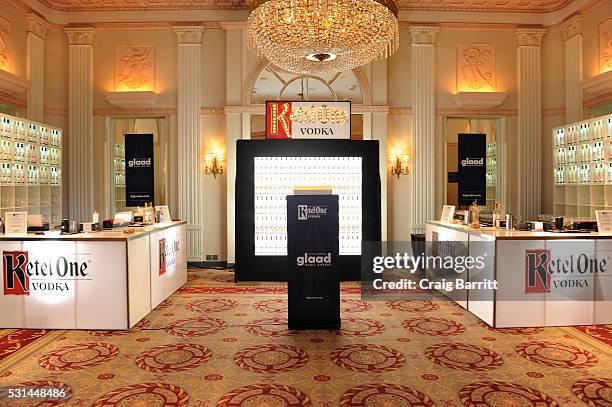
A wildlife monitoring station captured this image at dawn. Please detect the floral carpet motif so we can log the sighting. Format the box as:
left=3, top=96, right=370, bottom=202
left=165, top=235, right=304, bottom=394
left=0, top=267, right=610, bottom=406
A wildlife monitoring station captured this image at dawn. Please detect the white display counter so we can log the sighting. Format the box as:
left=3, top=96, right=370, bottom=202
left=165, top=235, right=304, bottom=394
left=0, top=221, right=187, bottom=330
left=426, top=221, right=612, bottom=328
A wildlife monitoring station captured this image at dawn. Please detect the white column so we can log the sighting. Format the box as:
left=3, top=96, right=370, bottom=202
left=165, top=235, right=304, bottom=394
left=516, top=28, right=546, bottom=219
left=65, top=28, right=95, bottom=223
left=562, top=16, right=583, bottom=123
left=27, top=14, right=47, bottom=122
left=409, top=26, right=439, bottom=235
left=174, top=26, right=204, bottom=263
left=224, top=26, right=245, bottom=265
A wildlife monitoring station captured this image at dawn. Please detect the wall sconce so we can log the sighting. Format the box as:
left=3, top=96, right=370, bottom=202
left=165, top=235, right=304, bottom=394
left=389, top=153, right=410, bottom=178
left=204, top=150, right=224, bottom=177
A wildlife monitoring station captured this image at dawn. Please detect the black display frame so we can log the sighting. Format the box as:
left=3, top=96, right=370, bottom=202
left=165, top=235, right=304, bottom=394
left=235, top=139, right=381, bottom=281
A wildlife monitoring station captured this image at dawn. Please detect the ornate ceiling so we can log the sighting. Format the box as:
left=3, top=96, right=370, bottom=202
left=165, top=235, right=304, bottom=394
left=35, top=0, right=576, bottom=13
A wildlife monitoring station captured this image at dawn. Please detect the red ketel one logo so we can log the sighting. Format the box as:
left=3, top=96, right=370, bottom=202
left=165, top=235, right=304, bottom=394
left=2, top=251, right=90, bottom=295
left=525, top=249, right=551, bottom=293
left=524, top=249, right=607, bottom=294
left=159, top=238, right=167, bottom=276
left=3, top=251, right=29, bottom=295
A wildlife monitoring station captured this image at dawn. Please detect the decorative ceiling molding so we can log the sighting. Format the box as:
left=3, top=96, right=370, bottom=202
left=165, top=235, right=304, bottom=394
left=31, top=0, right=578, bottom=13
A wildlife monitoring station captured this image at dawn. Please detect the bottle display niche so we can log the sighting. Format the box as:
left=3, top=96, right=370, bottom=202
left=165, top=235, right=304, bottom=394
left=0, top=114, right=62, bottom=226
left=254, top=156, right=362, bottom=256
left=114, top=144, right=126, bottom=212
left=553, top=114, right=612, bottom=218
left=486, top=142, right=497, bottom=207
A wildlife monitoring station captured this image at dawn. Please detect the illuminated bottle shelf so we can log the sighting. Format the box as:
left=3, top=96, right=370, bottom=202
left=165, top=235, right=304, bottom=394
left=254, top=156, right=362, bottom=256
left=553, top=114, right=612, bottom=218
left=0, top=113, right=63, bottom=226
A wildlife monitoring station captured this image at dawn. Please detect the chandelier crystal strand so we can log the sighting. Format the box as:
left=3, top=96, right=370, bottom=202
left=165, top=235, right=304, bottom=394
left=247, top=0, right=399, bottom=75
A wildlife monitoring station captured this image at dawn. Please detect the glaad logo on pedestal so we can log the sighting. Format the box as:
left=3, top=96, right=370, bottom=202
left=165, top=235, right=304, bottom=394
left=524, top=249, right=608, bottom=294
left=3, top=251, right=90, bottom=295
left=127, top=158, right=151, bottom=168
left=296, top=252, right=332, bottom=267
left=297, top=205, right=328, bottom=221
left=460, top=157, right=484, bottom=167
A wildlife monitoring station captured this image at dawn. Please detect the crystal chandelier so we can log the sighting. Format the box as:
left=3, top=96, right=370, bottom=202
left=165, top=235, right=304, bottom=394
left=247, top=0, right=399, bottom=75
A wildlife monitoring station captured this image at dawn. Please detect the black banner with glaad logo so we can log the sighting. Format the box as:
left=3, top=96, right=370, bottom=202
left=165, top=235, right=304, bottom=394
left=125, top=133, right=154, bottom=207
left=287, top=194, right=340, bottom=329
left=458, top=133, right=486, bottom=206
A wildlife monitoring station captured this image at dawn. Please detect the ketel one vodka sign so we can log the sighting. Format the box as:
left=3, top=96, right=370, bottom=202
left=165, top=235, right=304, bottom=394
left=3, top=251, right=90, bottom=295
left=524, top=248, right=608, bottom=294
left=266, top=101, right=351, bottom=139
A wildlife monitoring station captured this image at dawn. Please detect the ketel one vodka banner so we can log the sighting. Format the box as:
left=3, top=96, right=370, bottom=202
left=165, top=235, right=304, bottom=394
left=266, top=101, right=351, bottom=139
left=3, top=250, right=90, bottom=295
left=287, top=194, right=340, bottom=329
left=458, top=133, right=486, bottom=205
left=125, top=133, right=154, bottom=207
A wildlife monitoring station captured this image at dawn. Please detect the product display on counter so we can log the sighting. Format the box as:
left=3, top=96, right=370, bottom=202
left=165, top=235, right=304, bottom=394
left=235, top=139, right=381, bottom=281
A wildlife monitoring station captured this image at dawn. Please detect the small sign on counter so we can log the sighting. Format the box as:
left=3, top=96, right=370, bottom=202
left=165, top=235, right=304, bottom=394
left=596, top=210, right=612, bottom=233
left=5, top=212, right=27, bottom=236
left=440, top=205, right=455, bottom=223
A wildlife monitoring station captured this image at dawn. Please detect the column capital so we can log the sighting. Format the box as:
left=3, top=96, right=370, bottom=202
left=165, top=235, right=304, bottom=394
left=64, top=27, right=95, bottom=45
left=515, top=27, right=546, bottom=46
left=561, top=15, right=582, bottom=41
left=27, top=14, right=48, bottom=39
left=174, top=26, right=204, bottom=44
left=409, top=26, right=439, bottom=45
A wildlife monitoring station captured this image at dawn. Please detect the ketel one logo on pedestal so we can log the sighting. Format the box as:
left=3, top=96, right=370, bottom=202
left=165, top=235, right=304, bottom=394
left=266, top=101, right=351, bottom=139
left=524, top=249, right=608, bottom=294
left=2, top=251, right=90, bottom=295
left=297, top=205, right=328, bottom=221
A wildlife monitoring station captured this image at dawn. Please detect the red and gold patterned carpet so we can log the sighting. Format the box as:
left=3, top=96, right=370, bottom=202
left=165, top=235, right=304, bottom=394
left=0, top=268, right=611, bottom=406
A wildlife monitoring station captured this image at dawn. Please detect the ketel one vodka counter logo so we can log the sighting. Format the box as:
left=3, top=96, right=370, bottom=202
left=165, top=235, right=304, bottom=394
left=159, top=237, right=180, bottom=276
left=524, top=249, right=608, bottom=294
left=297, top=205, right=328, bottom=221
left=296, top=253, right=332, bottom=267
left=3, top=251, right=89, bottom=295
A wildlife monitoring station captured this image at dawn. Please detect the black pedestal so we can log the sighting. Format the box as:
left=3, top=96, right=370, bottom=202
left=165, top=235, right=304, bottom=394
left=287, top=194, right=341, bottom=330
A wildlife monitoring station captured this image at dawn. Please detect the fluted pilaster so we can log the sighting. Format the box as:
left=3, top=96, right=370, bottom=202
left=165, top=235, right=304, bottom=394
left=562, top=15, right=583, bottom=123
left=174, top=26, right=204, bottom=262
left=65, top=27, right=94, bottom=223
left=27, top=14, right=48, bottom=122
left=516, top=28, right=546, bottom=219
left=410, top=26, right=439, bottom=234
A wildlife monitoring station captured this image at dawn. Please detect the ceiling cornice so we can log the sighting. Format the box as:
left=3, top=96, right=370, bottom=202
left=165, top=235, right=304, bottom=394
left=8, top=0, right=605, bottom=28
